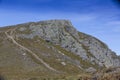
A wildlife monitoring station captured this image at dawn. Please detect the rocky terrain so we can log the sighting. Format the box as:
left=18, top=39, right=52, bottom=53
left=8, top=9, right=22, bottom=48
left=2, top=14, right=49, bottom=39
left=0, top=20, right=119, bottom=80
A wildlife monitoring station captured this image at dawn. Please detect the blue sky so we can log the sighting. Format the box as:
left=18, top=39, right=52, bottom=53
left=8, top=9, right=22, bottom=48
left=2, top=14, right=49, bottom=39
left=0, top=0, right=120, bottom=55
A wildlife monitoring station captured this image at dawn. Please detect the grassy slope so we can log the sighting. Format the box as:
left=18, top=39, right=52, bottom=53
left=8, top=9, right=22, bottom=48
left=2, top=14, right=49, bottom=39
left=0, top=25, right=119, bottom=80
left=0, top=27, right=98, bottom=79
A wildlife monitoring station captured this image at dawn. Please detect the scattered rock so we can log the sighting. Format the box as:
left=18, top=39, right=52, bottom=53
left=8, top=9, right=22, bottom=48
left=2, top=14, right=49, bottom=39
left=86, top=67, right=97, bottom=73
left=61, top=62, right=66, bottom=66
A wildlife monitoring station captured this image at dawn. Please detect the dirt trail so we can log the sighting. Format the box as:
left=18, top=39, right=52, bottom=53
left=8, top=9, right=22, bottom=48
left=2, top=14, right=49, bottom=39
left=5, top=28, right=59, bottom=73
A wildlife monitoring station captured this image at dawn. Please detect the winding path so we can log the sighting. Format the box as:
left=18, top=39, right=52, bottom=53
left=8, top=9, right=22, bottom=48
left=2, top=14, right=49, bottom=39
left=5, top=28, right=59, bottom=73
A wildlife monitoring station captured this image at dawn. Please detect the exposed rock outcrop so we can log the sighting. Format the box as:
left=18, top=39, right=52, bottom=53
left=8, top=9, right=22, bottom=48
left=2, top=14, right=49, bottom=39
left=0, top=20, right=120, bottom=80
left=16, top=20, right=120, bottom=68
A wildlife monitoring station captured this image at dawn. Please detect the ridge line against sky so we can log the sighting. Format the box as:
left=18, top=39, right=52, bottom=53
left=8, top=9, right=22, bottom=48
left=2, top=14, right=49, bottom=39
left=0, top=0, right=120, bottom=55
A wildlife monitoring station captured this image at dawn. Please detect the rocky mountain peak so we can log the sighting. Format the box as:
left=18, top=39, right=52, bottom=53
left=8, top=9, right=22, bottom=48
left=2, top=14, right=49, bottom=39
left=15, top=20, right=120, bottom=68
left=17, top=19, right=79, bottom=43
left=32, top=19, right=79, bottom=40
left=0, top=20, right=120, bottom=79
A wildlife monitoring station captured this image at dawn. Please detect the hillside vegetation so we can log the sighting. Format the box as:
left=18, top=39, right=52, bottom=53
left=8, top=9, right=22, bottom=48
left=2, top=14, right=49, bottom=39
left=0, top=20, right=119, bottom=80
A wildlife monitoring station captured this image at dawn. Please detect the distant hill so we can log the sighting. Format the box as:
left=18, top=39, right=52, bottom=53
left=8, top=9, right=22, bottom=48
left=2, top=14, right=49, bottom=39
left=0, top=20, right=120, bottom=80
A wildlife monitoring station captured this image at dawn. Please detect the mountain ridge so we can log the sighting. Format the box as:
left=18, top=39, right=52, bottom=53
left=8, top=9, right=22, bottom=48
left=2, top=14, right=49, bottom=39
left=0, top=19, right=120, bottom=80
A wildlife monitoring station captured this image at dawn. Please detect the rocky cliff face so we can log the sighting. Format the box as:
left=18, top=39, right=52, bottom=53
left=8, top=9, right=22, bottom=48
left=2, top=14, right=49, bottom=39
left=16, top=20, right=120, bottom=68
left=0, top=20, right=119, bottom=79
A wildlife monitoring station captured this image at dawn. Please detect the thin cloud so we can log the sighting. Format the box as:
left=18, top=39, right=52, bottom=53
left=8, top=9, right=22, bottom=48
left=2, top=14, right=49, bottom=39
left=78, top=15, right=97, bottom=22
left=106, top=21, right=120, bottom=25
left=0, top=10, right=99, bottom=28
left=65, top=13, right=98, bottom=23
left=103, top=20, right=120, bottom=33
left=113, top=27, right=120, bottom=32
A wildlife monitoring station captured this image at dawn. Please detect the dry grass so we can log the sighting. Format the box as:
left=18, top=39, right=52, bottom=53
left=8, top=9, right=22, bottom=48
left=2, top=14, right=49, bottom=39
left=0, top=26, right=119, bottom=80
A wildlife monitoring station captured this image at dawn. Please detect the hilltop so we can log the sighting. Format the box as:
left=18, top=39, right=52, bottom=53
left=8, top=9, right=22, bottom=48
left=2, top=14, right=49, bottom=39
left=0, top=20, right=119, bottom=80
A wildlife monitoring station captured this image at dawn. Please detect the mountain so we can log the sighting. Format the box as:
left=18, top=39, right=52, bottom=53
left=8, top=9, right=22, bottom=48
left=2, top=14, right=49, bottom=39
left=0, top=20, right=120, bottom=80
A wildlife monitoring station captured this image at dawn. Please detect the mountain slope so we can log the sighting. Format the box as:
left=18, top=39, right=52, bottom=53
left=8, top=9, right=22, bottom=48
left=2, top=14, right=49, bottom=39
left=0, top=20, right=119, bottom=80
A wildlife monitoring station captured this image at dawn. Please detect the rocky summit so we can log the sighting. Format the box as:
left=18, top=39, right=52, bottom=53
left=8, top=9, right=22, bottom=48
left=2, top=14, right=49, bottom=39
left=0, top=20, right=120, bottom=80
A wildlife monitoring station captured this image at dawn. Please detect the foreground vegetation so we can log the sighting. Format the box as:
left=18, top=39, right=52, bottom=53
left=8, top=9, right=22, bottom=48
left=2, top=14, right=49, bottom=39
left=1, top=67, right=120, bottom=80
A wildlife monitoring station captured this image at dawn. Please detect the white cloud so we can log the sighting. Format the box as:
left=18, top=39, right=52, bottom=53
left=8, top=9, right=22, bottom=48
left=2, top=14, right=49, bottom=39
left=104, top=20, right=120, bottom=33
